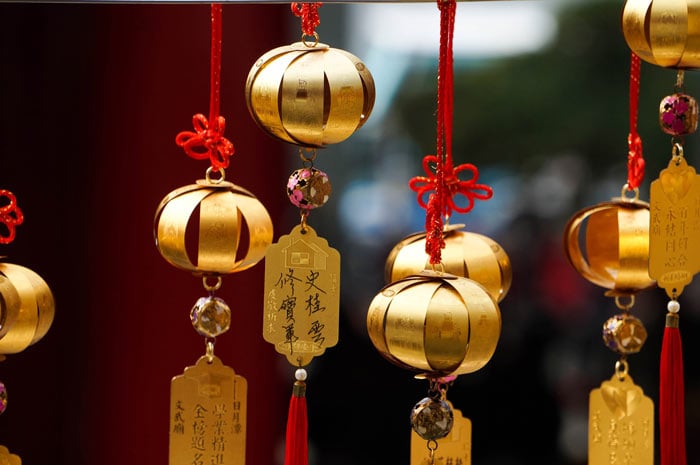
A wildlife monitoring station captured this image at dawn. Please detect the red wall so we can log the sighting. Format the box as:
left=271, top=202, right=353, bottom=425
left=0, top=4, right=290, bottom=464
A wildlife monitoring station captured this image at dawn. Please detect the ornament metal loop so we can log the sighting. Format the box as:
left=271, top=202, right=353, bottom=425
left=202, top=275, right=222, bottom=293
left=621, top=184, right=640, bottom=201
left=301, top=32, right=320, bottom=48
left=299, top=210, right=309, bottom=233
left=672, top=142, right=685, bottom=163
left=614, top=294, right=635, bottom=311
left=615, top=358, right=629, bottom=380
left=205, top=338, right=215, bottom=363
left=205, top=166, right=225, bottom=184
left=299, top=147, right=317, bottom=166
left=676, top=69, right=686, bottom=93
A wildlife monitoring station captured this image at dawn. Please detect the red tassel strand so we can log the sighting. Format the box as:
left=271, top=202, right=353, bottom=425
left=660, top=307, right=686, bottom=465
left=284, top=381, right=308, bottom=465
left=627, top=52, right=645, bottom=190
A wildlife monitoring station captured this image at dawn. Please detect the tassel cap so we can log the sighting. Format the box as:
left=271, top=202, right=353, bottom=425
left=293, top=380, right=306, bottom=397
left=666, top=313, right=680, bottom=328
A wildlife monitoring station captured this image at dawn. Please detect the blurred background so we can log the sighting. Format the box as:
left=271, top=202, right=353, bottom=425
left=1, top=0, right=699, bottom=464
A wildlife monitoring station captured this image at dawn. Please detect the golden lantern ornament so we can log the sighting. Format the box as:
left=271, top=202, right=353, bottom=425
left=157, top=8, right=265, bottom=465
left=365, top=1, right=505, bottom=463
left=385, top=224, right=512, bottom=304
left=0, top=189, right=55, bottom=464
left=245, top=4, right=375, bottom=149
left=563, top=53, right=656, bottom=465
left=622, top=0, right=700, bottom=69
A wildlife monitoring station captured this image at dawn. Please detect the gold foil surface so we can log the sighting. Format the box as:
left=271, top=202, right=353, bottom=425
left=589, top=374, right=653, bottom=465
left=366, top=272, right=500, bottom=377
left=410, top=401, right=471, bottom=465
left=246, top=42, right=375, bottom=148
left=0, top=446, right=21, bottom=465
left=0, top=263, right=54, bottom=355
left=385, top=225, right=511, bottom=303
left=154, top=180, right=273, bottom=275
left=563, top=198, right=655, bottom=296
left=649, top=156, right=700, bottom=297
left=170, top=356, right=247, bottom=465
left=263, top=224, right=340, bottom=366
left=623, top=0, right=700, bottom=68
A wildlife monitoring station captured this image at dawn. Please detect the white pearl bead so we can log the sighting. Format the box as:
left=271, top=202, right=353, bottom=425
left=668, top=300, right=681, bottom=314
left=295, top=368, right=308, bottom=381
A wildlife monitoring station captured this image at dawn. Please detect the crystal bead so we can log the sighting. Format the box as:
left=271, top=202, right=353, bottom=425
left=660, top=93, right=699, bottom=136
left=0, top=381, right=6, bottom=415
left=602, top=314, right=647, bottom=355
left=190, top=296, right=231, bottom=338
left=410, top=396, right=453, bottom=440
left=287, top=168, right=331, bottom=210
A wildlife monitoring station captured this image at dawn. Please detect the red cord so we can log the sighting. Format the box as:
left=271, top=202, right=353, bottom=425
left=291, top=3, right=322, bottom=37
left=0, top=190, right=23, bottom=244
left=627, top=52, right=644, bottom=190
left=175, top=4, right=234, bottom=172
left=409, top=0, right=492, bottom=265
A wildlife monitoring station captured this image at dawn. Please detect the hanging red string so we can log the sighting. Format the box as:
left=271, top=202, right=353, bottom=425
left=660, top=309, right=686, bottom=465
left=284, top=380, right=308, bottom=465
left=627, top=52, right=644, bottom=190
left=0, top=190, right=23, bottom=244
left=409, top=0, right=493, bottom=265
left=291, top=2, right=322, bottom=37
left=176, top=4, right=234, bottom=172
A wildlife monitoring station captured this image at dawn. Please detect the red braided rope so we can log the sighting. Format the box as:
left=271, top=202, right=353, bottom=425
left=627, top=52, right=644, bottom=190
left=175, top=4, right=234, bottom=172
left=291, top=3, right=322, bottom=37
left=0, top=190, right=23, bottom=244
left=409, top=0, right=492, bottom=265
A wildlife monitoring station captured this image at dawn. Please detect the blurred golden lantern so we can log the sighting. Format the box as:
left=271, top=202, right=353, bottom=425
left=366, top=271, right=501, bottom=377
left=245, top=42, right=375, bottom=148
left=385, top=224, right=511, bottom=303
left=154, top=177, right=273, bottom=275
left=622, top=0, right=700, bottom=68
left=0, top=262, right=54, bottom=355
left=563, top=195, right=655, bottom=296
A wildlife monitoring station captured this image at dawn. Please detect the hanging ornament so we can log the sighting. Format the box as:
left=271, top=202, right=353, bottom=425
left=0, top=190, right=54, bottom=465
left=245, top=2, right=375, bottom=148
left=647, top=70, right=700, bottom=465
left=156, top=7, right=269, bottom=465
left=365, top=2, right=502, bottom=464
left=622, top=0, right=700, bottom=69
left=247, top=4, right=364, bottom=465
left=563, top=52, right=655, bottom=464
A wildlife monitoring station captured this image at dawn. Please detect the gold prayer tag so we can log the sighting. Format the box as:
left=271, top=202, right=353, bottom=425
left=0, top=446, right=21, bottom=465
left=649, top=155, right=700, bottom=297
left=169, top=355, right=247, bottom=465
left=589, top=374, right=653, bottom=465
left=410, top=401, right=471, bottom=465
left=263, top=224, right=340, bottom=366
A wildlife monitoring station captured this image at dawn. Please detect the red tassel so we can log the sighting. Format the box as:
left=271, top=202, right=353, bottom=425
left=284, top=381, right=308, bottom=465
left=660, top=311, right=686, bottom=465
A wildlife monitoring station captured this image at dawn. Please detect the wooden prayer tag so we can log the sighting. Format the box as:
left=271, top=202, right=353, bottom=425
left=263, top=224, right=340, bottom=366
left=169, top=356, right=247, bottom=465
left=589, top=374, right=653, bottom=465
left=410, top=402, right=471, bottom=465
left=0, top=446, right=21, bottom=465
left=649, top=156, right=700, bottom=297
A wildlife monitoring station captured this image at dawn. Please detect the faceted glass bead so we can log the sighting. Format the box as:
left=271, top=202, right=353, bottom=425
left=660, top=93, right=699, bottom=136
left=190, top=296, right=231, bottom=338
left=603, top=314, right=647, bottom=355
left=287, top=168, right=331, bottom=210
left=0, top=381, right=6, bottom=415
left=410, top=397, right=454, bottom=440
